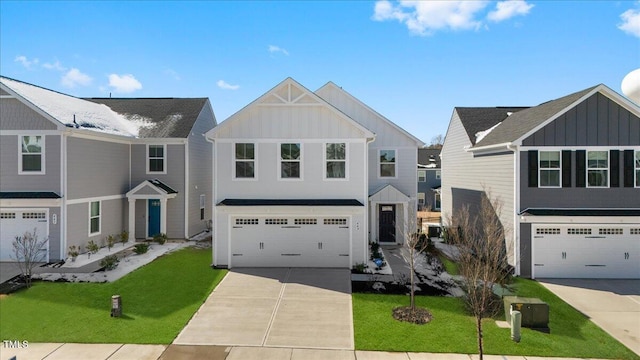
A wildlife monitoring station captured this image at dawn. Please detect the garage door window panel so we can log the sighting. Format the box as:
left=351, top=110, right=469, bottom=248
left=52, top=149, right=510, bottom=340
left=587, top=151, right=608, bottom=187
left=89, top=201, right=101, bottom=235
left=235, top=143, right=255, bottom=179
left=539, top=151, right=561, bottom=187
left=19, top=135, right=45, bottom=174
left=325, top=143, right=346, bottom=179
left=280, top=143, right=301, bottom=179
left=1, top=212, right=16, bottom=219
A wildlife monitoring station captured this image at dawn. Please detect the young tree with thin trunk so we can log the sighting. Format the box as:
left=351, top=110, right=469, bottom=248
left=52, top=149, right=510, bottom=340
left=11, top=228, right=49, bottom=288
left=401, top=219, right=429, bottom=310
left=447, top=193, right=511, bottom=360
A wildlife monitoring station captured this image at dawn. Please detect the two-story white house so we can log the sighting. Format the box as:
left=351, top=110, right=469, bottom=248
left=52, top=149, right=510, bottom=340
left=206, top=78, right=423, bottom=268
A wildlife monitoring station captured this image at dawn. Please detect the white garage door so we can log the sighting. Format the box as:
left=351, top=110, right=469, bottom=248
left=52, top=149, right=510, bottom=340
left=0, top=209, right=49, bottom=262
left=230, top=216, right=350, bottom=268
left=532, top=224, right=640, bottom=279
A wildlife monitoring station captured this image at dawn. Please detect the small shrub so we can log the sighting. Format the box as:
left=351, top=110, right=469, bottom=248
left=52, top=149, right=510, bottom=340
left=370, top=241, right=383, bottom=260
left=353, top=262, right=367, bottom=273
left=120, top=230, right=129, bottom=246
left=100, top=254, right=119, bottom=271
left=133, top=243, right=149, bottom=255
left=106, top=235, right=115, bottom=251
left=86, top=240, right=99, bottom=258
left=68, top=245, right=79, bottom=260
left=153, top=233, right=167, bottom=245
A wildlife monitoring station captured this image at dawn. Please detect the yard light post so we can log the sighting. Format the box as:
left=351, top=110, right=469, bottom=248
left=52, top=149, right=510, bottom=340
left=111, top=295, right=122, bottom=317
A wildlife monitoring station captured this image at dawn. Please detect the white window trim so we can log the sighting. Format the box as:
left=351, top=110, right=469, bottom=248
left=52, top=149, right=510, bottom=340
left=323, top=142, right=349, bottom=181
left=146, top=144, right=167, bottom=174
left=434, top=193, right=441, bottom=211
left=586, top=150, right=609, bottom=188
left=538, top=150, right=561, bottom=188
left=88, top=200, right=101, bottom=236
left=417, top=192, right=425, bottom=205
left=417, top=170, right=426, bottom=182
left=278, top=142, right=303, bottom=181
left=233, top=143, right=257, bottom=181
left=635, top=150, right=640, bottom=188
left=435, top=170, right=441, bottom=180
left=18, top=134, right=45, bottom=175
left=378, top=148, right=398, bottom=179
left=200, top=194, right=205, bottom=220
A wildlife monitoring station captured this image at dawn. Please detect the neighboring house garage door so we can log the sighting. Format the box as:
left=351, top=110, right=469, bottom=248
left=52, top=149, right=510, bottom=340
left=532, top=224, right=640, bottom=279
left=230, top=216, right=350, bottom=268
left=0, top=209, right=49, bottom=262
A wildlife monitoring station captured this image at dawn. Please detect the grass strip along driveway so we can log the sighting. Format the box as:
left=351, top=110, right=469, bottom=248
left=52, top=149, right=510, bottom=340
left=353, top=278, right=638, bottom=360
left=0, top=247, right=227, bottom=344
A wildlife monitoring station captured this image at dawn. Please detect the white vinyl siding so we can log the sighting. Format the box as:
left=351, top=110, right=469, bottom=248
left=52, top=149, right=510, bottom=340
left=587, top=150, right=608, bottom=187
left=325, top=143, right=347, bottom=180
left=279, top=143, right=302, bottom=180
left=89, top=201, right=101, bottom=235
left=539, top=150, right=561, bottom=188
left=147, top=144, right=166, bottom=174
left=379, top=149, right=396, bottom=178
left=234, top=143, right=255, bottom=179
left=19, top=135, right=44, bottom=174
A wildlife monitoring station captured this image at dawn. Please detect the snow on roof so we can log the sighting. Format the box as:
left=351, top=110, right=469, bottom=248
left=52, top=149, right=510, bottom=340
left=475, top=121, right=502, bottom=144
left=1, top=77, right=152, bottom=137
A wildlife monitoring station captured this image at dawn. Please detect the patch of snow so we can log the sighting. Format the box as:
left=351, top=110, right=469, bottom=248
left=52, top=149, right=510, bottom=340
left=1, top=77, right=152, bottom=137
left=475, top=121, right=502, bottom=143
left=189, top=230, right=212, bottom=242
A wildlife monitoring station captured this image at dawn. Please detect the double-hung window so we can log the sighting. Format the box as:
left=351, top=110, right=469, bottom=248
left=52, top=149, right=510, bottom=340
left=200, top=195, right=206, bottom=220
left=539, top=151, right=561, bottom=187
left=235, top=143, right=255, bottom=179
left=379, top=149, right=396, bottom=178
left=89, top=201, right=101, bottom=235
left=148, top=145, right=166, bottom=173
left=635, top=151, right=640, bottom=187
left=325, top=143, right=346, bottom=179
left=19, top=135, right=44, bottom=174
left=280, top=143, right=301, bottom=179
left=417, top=170, right=426, bottom=182
left=587, top=150, right=608, bottom=187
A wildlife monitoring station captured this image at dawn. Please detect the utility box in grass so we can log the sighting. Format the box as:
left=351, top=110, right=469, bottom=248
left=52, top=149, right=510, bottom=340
left=504, top=296, right=549, bottom=332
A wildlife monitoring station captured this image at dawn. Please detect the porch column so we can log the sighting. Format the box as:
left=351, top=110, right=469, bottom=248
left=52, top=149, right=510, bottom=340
left=128, top=199, right=135, bottom=241
left=403, top=202, right=408, bottom=242
left=160, top=198, right=168, bottom=235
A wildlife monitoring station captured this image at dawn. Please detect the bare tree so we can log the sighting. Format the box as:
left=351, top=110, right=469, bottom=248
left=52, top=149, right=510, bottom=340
left=401, top=222, right=429, bottom=310
left=447, top=193, right=511, bottom=360
left=12, top=228, right=49, bottom=288
left=427, top=134, right=444, bottom=149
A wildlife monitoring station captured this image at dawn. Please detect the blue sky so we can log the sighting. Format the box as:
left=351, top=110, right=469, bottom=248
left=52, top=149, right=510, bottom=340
left=1, top=1, right=639, bottom=144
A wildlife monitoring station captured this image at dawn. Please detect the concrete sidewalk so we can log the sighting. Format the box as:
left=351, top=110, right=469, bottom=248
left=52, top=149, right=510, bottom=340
left=1, top=343, right=611, bottom=360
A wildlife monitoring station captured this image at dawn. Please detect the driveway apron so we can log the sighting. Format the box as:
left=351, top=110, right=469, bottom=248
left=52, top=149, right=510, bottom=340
left=173, top=267, right=353, bottom=350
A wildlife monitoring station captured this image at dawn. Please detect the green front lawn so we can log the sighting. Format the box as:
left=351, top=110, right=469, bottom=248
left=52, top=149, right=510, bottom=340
left=0, top=247, right=226, bottom=344
left=353, top=278, right=638, bottom=359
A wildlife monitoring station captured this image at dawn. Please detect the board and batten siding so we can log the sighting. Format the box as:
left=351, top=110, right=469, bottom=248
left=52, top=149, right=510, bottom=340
left=66, top=137, right=130, bottom=200
left=368, top=147, right=418, bottom=200
left=187, top=101, right=216, bottom=237
left=0, top=134, right=62, bottom=193
left=441, top=111, right=516, bottom=265
left=66, top=198, right=125, bottom=251
left=0, top=97, right=59, bottom=131
left=130, top=143, right=186, bottom=239
left=522, top=93, right=640, bottom=147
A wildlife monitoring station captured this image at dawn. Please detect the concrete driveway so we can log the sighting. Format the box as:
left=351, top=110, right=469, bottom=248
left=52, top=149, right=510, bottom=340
left=173, top=267, right=353, bottom=350
left=0, top=262, right=22, bottom=283
left=539, top=279, right=640, bottom=356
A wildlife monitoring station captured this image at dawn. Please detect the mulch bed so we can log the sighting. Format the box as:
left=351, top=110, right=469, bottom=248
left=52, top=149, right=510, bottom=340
left=351, top=280, right=450, bottom=296
left=392, top=305, right=433, bottom=325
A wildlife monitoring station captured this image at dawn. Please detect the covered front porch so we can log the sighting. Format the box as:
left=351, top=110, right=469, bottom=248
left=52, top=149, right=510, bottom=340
left=126, top=179, right=177, bottom=240
left=368, top=184, right=413, bottom=245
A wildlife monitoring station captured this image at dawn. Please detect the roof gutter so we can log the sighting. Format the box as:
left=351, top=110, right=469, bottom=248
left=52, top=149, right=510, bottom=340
left=466, top=142, right=514, bottom=155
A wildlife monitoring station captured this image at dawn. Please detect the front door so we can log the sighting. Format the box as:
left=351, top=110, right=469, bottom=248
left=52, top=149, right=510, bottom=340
left=379, top=204, right=396, bottom=243
left=148, top=199, right=161, bottom=238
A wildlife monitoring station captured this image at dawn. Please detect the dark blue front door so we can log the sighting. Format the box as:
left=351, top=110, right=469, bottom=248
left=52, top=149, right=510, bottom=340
left=148, top=199, right=161, bottom=237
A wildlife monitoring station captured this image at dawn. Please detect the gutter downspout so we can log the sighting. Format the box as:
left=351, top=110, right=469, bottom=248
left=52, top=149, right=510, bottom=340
left=364, top=135, right=376, bottom=264
left=507, top=143, right=520, bottom=276
left=204, top=134, right=216, bottom=267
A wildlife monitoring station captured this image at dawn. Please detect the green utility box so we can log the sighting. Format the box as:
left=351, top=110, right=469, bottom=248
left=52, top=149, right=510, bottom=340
left=504, top=296, right=549, bottom=332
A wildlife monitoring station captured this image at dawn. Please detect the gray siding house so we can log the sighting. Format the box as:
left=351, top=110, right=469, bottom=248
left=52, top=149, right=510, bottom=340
left=0, top=76, right=216, bottom=262
left=417, top=148, right=441, bottom=211
left=441, top=84, right=640, bottom=279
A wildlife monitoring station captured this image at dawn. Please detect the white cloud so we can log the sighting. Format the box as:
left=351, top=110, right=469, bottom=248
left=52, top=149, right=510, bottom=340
left=164, top=68, right=181, bottom=81
left=61, top=68, right=92, bottom=88
left=619, top=7, right=640, bottom=38
left=108, top=74, right=142, bottom=93
left=487, top=0, right=534, bottom=22
left=15, top=55, right=39, bottom=69
left=373, top=0, right=489, bottom=35
left=217, top=80, right=240, bottom=90
left=268, top=45, right=289, bottom=56
left=43, top=60, right=66, bottom=71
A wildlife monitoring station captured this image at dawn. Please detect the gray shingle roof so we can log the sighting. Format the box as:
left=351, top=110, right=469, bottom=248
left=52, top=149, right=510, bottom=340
left=418, top=148, right=441, bottom=168
left=473, top=85, right=599, bottom=147
left=455, top=107, right=529, bottom=145
left=86, top=98, right=208, bottom=138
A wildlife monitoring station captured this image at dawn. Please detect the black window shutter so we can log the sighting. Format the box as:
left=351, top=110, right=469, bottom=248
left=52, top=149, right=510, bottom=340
left=610, top=150, right=620, bottom=187
left=562, top=150, right=572, bottom=187
left=528, top=150, right=538, bottom=187
left=623, top=150, right=634, bottom=187
left=576, top=150, right=586, bottom=188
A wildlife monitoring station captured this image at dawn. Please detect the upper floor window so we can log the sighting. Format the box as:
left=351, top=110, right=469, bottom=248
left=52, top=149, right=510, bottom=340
left=539, top=151, right=561, bottom=187
left=89, top=201, right=101, bottom=235
left=417, top=192, right=425, bottom=208
left=325, top=143, right=346, bottom=179
left=19, top=135, right=44, bottom=174
left=587, top=150, right=608, bottom=187
left=417, top=170, right=426, bottom=182
left=280, top=143, right=301, bottom=179
left=200, top=194, right=206, bottom=220
left=636, top=151, right=640, bottom=187
left=379, top=149, right=396, bottom=178
left=435, top=170, right=441, bottom=179
left=235, top=143, right=255, bottom=179
left=147, top=145, right=166, bottom=174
